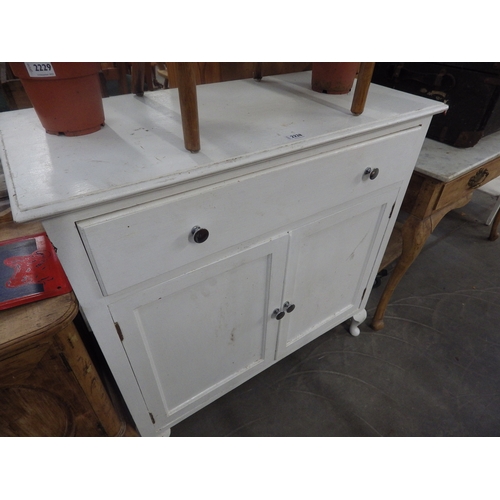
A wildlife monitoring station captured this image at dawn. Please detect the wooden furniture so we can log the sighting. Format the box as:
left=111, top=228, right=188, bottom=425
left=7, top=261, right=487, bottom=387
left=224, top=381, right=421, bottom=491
left=372, top=131, right=500, bottom=330
left=164, top=63, right=313, bottom=153
left=99, top=63, right=162, bottom=97
left=0, top=72, right=446, bottom=436
left=165, top=63, right=312, bottom=88
left=100, top=63, right=129, bottom=96
left=0, top=219, right=137, bottom=436
left=146, top=63, right=374, bottom=152
left=477, top=176, right=500, bottom=232
left=130, top=63, right=162, bottom=96
left=0, top=63, right=32, bottom=111
left=350, top=63, right=376, bottom=115
left=175, top=63, right=200, bottom=152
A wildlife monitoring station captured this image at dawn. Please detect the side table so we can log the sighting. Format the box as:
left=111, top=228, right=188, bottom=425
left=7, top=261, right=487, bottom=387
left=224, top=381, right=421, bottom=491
left=0, top=219, right=138, bottom=436
left=372, top=131, right=500, bottom=330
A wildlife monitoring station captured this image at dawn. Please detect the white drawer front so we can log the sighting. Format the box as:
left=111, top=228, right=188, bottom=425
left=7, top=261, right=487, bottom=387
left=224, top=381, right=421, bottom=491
left=77, top=126, right=422, bottom=295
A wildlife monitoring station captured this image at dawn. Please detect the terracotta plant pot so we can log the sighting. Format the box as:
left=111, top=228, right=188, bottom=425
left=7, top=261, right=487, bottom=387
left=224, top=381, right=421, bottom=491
left=9, top=62, right=105, bottom=136
left=311, top=62, right=360, bottom=94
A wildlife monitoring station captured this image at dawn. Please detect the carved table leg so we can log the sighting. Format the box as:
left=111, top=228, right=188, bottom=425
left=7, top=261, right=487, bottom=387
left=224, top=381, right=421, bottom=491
left=371, top=194, right=472, bottom=331
left=350, top=309, right=367, bottom=337
left=371, top=215, right=433, bottom=330
left=489, top=207, right=500, bottom=241
left=54, top=323, right=127, bottom=436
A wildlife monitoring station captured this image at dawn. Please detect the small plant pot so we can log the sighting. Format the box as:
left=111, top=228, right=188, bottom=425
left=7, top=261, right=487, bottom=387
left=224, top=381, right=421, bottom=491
left=311, top=62, right=360, bottom=95
left=9, top=62, right=105, bottom=136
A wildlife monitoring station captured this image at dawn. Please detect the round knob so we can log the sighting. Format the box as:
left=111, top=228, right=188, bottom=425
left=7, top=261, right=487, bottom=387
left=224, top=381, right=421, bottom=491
left=191, top=226, right=209, bottom=244
left=273, top=308, right=285, bottom=320
left=284, top=302, right=295, bottom=313
left=364, top=167, right=379, bottom=180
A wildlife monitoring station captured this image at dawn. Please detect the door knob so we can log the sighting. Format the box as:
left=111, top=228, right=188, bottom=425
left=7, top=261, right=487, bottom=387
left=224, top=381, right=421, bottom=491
left=191, top=226, right=209, bottom=243
left=273, top=308, right=285, bottom=320
left=284, top=301, right=295, bottom=313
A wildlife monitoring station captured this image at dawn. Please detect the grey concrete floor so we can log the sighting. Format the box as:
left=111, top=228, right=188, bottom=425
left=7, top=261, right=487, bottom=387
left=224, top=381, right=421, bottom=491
left=171, top=190, right=500, bottom=437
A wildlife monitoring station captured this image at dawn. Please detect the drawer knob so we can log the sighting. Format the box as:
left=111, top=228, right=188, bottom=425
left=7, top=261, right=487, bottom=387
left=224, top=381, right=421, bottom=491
left=364, top=167, right=379, bottom=180
left=191, top=226, right=210, bottom=243
left=284, top=301, right=295, bottom=313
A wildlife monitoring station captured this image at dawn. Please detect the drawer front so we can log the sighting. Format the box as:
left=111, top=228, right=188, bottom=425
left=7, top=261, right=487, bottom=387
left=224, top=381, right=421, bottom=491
left=436, top=154, right=500, bottom=211
left=78, top=126, right=423, bottom=295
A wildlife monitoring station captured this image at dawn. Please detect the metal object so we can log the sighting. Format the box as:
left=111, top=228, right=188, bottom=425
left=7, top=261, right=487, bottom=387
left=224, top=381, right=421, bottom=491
left=284, top=301, right=295, bottom=313
left=364, top=167, right=379, bottom=180
left=468, top=168, right=489, bottom=189
left=191, top=226, right=209, bottom=243
left=273, top=308, right=285, bottom=320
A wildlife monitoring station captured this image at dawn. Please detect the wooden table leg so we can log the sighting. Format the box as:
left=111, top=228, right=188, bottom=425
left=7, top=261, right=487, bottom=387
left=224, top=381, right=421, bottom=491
left=489, top=207, right=500, bottom=241
left=371, top=194, right=472, bottom=330
left=371, top=214, right=433, bottom=330
left=132, top=62, right=145, bottom=96
left=54, top=322, right=128, bottom=436
left=254, top=63, right=263, bottom=81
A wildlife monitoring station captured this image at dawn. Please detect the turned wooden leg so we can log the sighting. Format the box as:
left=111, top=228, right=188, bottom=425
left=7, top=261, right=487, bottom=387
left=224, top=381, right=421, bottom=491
left=350, top=309, right=367, bottom=337
left=351, top=62, right=375, bottom=116
left=132, top=62, right=145, bottom=96
left=489, top=207, right=500, bottom=241
left=254, top=62, right=263, bottom=81
left=116, top=63, right=129, bottom=94
left=175, top=62, right=200, bottom=153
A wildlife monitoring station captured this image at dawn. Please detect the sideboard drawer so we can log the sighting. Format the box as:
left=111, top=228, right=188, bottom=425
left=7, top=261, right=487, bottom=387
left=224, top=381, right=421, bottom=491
left=77, top=127, right=422, bottom=295
left=435, top=154, right=500, bottom=211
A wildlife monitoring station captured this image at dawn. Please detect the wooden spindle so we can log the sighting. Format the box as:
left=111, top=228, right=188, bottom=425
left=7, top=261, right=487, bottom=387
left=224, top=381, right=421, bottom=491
left=351, top=62, right=376, bottom=116
left=175, top=62, right=200, bottom=152
left=132, top=62, right=145, bottom=96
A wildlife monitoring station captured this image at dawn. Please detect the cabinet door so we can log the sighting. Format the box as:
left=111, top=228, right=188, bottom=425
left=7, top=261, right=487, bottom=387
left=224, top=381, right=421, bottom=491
left=108, top=236, right=288, bottom=432
left=276, top=187, right=398, bottom=358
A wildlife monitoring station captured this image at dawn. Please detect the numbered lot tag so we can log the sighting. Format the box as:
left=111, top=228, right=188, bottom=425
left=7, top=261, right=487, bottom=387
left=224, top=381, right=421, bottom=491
left=24, top=63, right=56, bottom=77
left=286, top=133, right=304, bottom=140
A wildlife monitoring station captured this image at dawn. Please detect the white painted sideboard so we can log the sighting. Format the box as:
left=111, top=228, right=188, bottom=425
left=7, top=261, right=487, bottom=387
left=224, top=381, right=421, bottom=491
left=0, top=72, right=446, bottom=436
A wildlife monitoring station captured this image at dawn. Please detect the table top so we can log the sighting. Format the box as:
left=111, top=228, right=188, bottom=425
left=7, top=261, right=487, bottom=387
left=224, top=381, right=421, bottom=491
left=415, top=130, right=500, bottom=183
left=0, top=71, right=446, bottom=222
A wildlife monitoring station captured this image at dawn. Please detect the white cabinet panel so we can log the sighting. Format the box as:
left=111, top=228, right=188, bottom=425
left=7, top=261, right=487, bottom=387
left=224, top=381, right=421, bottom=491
left=108, top=236, right=288, bottom=431
left=76, top=126, right=422, bottom=296
left=276, top=188, right=398, bottom=358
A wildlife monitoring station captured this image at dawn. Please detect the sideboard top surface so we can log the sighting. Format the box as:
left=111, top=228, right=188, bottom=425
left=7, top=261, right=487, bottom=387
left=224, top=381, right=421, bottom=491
left=415, top=130, right=500, bottom=183
left=0, top=71, right=446, bottom=222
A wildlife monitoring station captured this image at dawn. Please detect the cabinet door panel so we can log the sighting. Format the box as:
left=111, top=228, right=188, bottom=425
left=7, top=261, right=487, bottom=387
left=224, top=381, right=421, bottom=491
left=108, top=237, right=288, bottom=431
left=276, top=188, right=398, bottom=358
